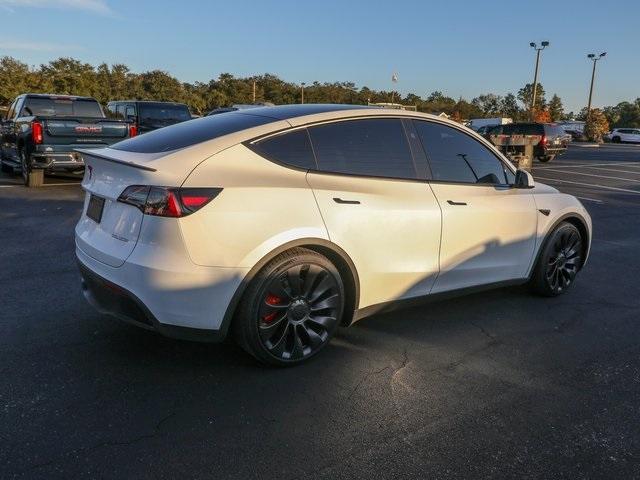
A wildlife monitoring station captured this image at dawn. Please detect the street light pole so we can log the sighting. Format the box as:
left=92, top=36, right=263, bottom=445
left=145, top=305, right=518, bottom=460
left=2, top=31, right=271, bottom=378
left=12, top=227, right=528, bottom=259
left=301, top=82, right=305, bottom=104
left=529, top=41, right=549, bottom=121
left=586, top=52, right=606, bottom=121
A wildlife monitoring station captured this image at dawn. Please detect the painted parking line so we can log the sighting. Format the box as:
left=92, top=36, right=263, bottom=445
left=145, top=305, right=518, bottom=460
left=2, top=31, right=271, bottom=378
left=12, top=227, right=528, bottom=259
left=536, top=161, right=640, bottom=169
left=581, top=166, right=640, bottom=176
left=534, top=176, right=640, bottom=194
left=538, top=168, right=640, bottom=184
left=575, top=196, right=604, bottom=204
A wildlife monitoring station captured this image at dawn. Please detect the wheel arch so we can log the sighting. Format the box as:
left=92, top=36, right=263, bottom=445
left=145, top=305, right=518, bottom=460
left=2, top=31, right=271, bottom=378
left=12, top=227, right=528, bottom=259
left=220, top=238, right=360, bottom=339
left=529, top=212, right=591, bottom=279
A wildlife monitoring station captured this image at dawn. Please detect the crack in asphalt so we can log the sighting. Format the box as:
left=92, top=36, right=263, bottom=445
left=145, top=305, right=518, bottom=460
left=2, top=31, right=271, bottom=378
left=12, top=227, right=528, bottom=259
left=469, top=320, right=496, bottom=340
left=19, top=410, right=177, bottom=474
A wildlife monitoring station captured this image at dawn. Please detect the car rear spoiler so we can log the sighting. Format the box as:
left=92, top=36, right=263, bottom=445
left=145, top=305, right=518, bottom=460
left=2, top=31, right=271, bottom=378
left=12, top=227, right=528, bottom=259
left=75, top=149, right=157, bottom=172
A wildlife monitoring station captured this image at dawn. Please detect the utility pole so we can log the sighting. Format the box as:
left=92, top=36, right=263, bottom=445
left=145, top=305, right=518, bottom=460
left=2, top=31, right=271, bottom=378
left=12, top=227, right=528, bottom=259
left=586, top=52, right=606, bottom=122
left=529, top=41, right=549, bottom=121
left=252, top=79, right=256, bottom=103
left=301, top=82, right=305, bottom=104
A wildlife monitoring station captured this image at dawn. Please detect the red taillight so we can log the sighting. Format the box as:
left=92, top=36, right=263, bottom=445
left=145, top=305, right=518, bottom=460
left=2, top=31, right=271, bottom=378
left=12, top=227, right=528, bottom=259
left=129, top=124, right=138, bottom=137
left=540, top=135, right=548, bottom=146
left=32, top=121, right=43, bottom=144
left=117, top=186, right=222, bottom=217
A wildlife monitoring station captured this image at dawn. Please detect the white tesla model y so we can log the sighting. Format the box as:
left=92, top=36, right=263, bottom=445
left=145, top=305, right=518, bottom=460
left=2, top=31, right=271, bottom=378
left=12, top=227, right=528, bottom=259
left=75, top=105, right=592, bottom=365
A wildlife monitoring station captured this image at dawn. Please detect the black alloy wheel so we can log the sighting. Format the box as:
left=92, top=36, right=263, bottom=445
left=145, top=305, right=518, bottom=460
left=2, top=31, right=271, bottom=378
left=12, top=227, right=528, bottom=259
left=235, top=248, right=344, bottom=366
left=530, top=222, right=583, bottom=296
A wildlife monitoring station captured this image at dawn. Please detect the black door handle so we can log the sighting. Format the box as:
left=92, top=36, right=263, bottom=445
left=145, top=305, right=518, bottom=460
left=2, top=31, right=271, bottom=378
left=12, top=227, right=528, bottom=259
left=333, top=197, right=360, bottom=205
left=447, top=200, right=467, bottom=206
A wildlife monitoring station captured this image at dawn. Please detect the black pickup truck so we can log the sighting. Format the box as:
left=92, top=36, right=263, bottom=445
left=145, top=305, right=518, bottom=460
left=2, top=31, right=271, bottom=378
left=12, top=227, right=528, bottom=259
left=106, top=100, right=191, bottom=135
left=0, top=94, right=134, bottom=187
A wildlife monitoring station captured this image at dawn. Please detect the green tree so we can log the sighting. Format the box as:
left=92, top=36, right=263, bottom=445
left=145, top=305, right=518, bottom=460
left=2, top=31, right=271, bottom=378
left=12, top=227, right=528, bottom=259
left=500, top=93, right=521, bottom=119
left=40, top=57, right=97, bottom=96
left=0, top=57, right=37, bottom=104
left=471, top=93, right=503, bottom=116
left=517, top=82, right=546, bottom=111
left=548, top=94, right=564, bottom=121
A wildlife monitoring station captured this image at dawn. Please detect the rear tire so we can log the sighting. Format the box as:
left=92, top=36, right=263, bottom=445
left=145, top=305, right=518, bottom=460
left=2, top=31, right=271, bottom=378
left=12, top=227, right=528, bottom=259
left=20, top=150, right=44, bottom=187
left=233, top=248, right=345, bottom=366
left=538, top=155, right=555, bottom=163
left=529, top=222, right=583, bottom=297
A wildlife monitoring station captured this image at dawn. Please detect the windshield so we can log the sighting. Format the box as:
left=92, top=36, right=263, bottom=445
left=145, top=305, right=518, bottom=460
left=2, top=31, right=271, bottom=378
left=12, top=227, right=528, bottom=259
left=21, top=97, right=104, bottom=117
left=138, top=104, right=191, bottom=127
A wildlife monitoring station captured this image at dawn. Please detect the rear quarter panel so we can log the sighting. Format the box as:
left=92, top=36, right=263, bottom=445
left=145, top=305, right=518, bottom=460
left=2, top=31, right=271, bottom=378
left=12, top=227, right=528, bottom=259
left=179, top=144, right=329, bottom=268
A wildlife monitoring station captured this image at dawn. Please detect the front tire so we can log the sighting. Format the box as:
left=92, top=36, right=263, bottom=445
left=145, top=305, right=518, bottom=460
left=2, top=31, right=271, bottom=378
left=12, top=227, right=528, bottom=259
left=234, top=248, right=345, bottom=366
left=538, top=155, right=555, bottom=163
left=20, top=150, right=44, bottom=187
left=529, top=222, right=583, bottom=296
left=612, top=136, right=621, bottom=143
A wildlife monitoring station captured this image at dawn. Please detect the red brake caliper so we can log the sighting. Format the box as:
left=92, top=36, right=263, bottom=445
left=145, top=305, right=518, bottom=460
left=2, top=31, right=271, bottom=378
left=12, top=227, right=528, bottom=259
left=262, top=294, right=283, bottom=323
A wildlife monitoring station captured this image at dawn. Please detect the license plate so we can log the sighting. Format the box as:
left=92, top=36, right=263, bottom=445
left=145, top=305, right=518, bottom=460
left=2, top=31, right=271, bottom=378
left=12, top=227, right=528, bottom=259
left=87, top=194, right=105, bottom=223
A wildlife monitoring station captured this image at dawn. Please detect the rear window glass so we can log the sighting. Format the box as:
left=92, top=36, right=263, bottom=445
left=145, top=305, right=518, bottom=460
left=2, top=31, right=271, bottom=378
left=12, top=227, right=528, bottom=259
left=139, top=104, right=191, bottom=125
left=21, top=97, right=103, bottom=117
left=111, top=112, right=274, bottom=153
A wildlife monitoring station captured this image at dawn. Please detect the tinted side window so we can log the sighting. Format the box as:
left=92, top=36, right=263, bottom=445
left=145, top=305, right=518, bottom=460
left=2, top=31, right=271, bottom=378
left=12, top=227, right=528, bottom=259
left=252, top=129, right=317, bottom=170
left=308, top=118, right=417, bottom=179
left=414, top=120, right=509, bottom=184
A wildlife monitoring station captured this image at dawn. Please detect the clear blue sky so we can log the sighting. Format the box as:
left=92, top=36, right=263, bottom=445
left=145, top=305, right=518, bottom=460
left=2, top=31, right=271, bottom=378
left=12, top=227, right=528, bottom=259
left=0, top=0, right=637, bottom=112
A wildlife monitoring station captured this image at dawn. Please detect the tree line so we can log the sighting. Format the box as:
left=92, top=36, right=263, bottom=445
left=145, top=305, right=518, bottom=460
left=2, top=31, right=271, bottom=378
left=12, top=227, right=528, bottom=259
left=0, top=56, right=638, bottom=128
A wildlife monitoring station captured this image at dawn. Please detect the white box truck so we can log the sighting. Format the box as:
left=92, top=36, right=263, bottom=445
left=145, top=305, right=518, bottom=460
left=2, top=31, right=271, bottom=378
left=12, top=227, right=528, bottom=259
left=468, top=117, right=513, bottom=131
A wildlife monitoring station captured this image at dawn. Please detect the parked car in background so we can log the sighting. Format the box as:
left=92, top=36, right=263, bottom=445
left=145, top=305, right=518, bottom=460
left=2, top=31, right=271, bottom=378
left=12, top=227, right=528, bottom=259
left=106, top=101, right=191, bottom=135
left=76, top=104, right=591, bottom=366
left=564, top=129, right=586, bottom=142
left=206, top=102, right=274, bottom=116
left=0, top=94, right=133, bottom=187
left=476, top=125, right=499, bottom=137
left=605, top=128, right=640, bottom=143
left=488, top=122, right=569, bottom=162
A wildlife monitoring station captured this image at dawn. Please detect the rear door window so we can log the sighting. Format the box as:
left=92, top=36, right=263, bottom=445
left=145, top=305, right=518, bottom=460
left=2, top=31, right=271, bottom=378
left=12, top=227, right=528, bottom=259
left=251, top=129, right=317, bottom=170
left=307, top=118, right=418, bottom=179
left=414, top=120, right=509, bottom=185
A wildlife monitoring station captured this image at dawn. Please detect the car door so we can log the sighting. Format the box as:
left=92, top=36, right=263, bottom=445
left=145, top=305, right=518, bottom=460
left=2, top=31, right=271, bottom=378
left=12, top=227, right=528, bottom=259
left=4, top=97, right=24, bottom=163
left=632, top=130, right=640, bottom=143
left=305, top=117, right=442, bottom=309
left=413, top=120, right=538, bottom=293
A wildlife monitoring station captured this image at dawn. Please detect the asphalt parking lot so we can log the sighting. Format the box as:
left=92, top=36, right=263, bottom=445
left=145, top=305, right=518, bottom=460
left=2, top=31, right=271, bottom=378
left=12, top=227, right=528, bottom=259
left=1, top=144, right=639, bottom=479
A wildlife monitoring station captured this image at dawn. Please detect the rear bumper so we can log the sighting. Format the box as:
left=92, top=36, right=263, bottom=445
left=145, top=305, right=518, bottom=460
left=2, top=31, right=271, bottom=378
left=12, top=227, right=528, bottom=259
left=76, top=242, right=248, bottom=342
left=31, top=145, right=109, bottom=171
left=32, top=153, right=85, bottom=172
left=537, top=146, right=567, bottom=156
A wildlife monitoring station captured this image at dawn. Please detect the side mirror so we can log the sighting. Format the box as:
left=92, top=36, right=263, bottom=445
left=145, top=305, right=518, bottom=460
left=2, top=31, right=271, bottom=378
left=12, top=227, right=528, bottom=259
left=514, top=169, right=534, bottom=189
left=126, top=115, right=137, bottom=123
